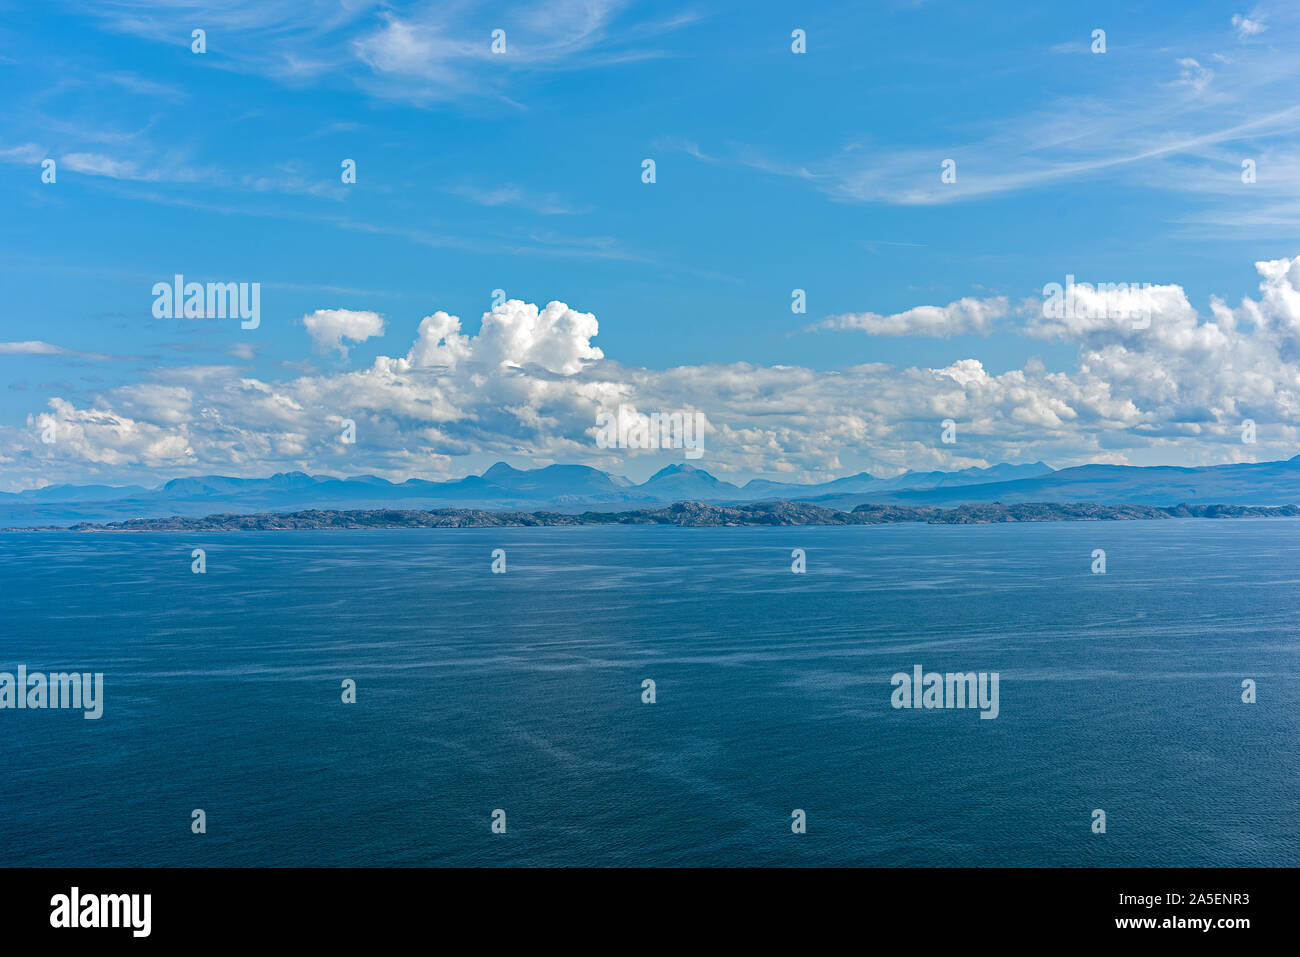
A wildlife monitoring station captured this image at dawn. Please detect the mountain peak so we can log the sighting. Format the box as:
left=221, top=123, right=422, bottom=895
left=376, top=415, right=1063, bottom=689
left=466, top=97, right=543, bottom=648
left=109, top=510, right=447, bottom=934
left=482, top=461, right=523, bottom=481
left=269, top=471, right=318, bottom=483
left=648, top=463, right=710, bottom=480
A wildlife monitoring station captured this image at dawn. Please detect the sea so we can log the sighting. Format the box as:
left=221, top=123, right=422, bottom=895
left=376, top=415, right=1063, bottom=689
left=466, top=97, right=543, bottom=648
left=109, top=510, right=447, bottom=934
left=1, top=519, right=1296, bottom=866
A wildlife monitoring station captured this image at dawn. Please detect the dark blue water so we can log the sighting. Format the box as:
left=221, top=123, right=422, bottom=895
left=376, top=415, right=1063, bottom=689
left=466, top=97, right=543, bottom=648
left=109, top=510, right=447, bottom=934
left=1, top=520, right=1296, bottom=866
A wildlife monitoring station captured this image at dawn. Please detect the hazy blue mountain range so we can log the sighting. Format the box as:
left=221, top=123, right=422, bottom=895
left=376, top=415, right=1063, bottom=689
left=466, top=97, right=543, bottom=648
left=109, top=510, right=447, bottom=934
left=801, top=456, right=1300, bottom=510
left=2, top=456, right=1299, bottom=527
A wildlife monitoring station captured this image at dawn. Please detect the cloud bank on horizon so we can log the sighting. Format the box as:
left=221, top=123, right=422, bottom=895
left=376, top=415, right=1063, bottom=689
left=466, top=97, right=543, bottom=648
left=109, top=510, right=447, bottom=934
left=3, top=253, right=1298, bottom=492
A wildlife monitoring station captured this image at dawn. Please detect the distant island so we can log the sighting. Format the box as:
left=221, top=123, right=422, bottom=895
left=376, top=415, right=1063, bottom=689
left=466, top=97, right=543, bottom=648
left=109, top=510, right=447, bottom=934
left=11, top=500, right=1300, bottom=531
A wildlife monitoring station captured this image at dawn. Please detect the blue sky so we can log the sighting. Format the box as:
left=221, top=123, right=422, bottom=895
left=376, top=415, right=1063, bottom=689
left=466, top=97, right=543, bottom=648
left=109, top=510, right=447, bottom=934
left=1, top=0, right=1298, bottom=490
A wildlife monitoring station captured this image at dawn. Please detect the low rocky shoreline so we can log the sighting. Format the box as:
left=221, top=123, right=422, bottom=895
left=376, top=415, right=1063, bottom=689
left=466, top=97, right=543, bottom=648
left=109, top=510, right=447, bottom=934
left=8, top=499, right=1300, bottom=531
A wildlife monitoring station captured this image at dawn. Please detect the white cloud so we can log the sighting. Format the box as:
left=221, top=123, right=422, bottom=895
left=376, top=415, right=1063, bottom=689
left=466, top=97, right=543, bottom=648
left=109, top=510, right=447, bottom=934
left=0, top=341, right=72, bottom=355
left=0, top=341, right=113, bottom=360
left=1232, top=13, right=1267, bottom=38
left=302, top=309, right=386, bottom=357
left=60, top=152, right=146, bottom=180
left=105, top=72, right=187, bottom=101
left=1176, top=57, right=1214, bottom=94
left=450, top=183, right=588, bottom=215
left=1028, top=283, right=1196, bottom=342
left=806, top=297, right=1008, bottom=337
left=28, top=397, right=194, bottom=469
left=5, top=257, right=1300, bottom=490
left=0, top=142, right=45, bottom=163
left=475, top=299, right=604, bottom=374
left=80, top=0, right=698, bottom=105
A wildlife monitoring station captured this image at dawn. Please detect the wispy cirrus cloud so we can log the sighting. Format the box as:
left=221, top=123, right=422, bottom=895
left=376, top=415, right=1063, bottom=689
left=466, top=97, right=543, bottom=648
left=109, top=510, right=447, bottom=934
left=670, top=7, right=1300, bottom=215
left=0, top=142, right=44, bottom=163
left=60, top=151, right=151, bottom=180
left=0, top=341, right=115, bottom=361
left=103, top=72, right=188, bottom=102
left=0, top=137, right=341, bottom=198
left=74, top=0, right=701, bottom=105
left=450, top=182, right=590, bottom=215
left=804, top=297, right=1010, bottom=338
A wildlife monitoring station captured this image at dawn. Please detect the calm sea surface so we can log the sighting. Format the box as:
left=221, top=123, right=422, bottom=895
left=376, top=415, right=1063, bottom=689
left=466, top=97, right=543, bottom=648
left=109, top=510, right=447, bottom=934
left=1, top=520, right=1296, bottom=866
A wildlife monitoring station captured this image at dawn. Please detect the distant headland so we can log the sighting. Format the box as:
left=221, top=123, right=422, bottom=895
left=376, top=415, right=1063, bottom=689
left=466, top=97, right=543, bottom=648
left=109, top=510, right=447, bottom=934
left=11, top=500, right=1299, bottom=532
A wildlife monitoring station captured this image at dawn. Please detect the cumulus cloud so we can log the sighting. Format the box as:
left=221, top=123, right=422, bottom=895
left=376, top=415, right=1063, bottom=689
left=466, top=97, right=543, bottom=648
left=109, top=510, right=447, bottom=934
left=4, top=258, right=1300, bottom=490
left=806, top=297, right=1008, bottom=337
left=28, top=397, right=194, bottom=469
left=1028, top=282, right=1197, bottom=342
left=475, top=299, right=604, bottom=374
left=1026, top=259, right=1300, bottom=439
left=381, top=299, right=603, bottom=374
left=302, top=309, right=386, bottom=356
